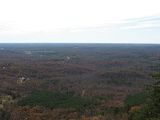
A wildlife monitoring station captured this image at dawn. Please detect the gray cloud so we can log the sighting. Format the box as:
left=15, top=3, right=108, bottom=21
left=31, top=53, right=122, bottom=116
left=65, top=14, right=160, bottom=33
left=121, top=14, right=160, bottom=29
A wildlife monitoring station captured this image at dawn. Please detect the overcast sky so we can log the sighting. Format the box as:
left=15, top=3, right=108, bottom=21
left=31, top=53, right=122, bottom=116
left=0, top=0, right=160, bottom=43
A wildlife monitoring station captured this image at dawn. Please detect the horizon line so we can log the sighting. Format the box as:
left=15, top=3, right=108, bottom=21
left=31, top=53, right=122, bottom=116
left=0, top=42, right=160, bottom=45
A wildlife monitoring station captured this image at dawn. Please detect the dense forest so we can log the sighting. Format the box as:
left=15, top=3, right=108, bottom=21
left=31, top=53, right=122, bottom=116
left=0, top=44, right=160, bottom=120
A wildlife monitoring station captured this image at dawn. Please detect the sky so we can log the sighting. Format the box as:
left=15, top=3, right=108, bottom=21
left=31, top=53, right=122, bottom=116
left=0, top=0, right=160, bottom=43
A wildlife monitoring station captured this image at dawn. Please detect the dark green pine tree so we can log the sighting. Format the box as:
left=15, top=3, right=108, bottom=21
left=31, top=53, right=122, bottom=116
left=129, top=73, right=160, bottom=120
